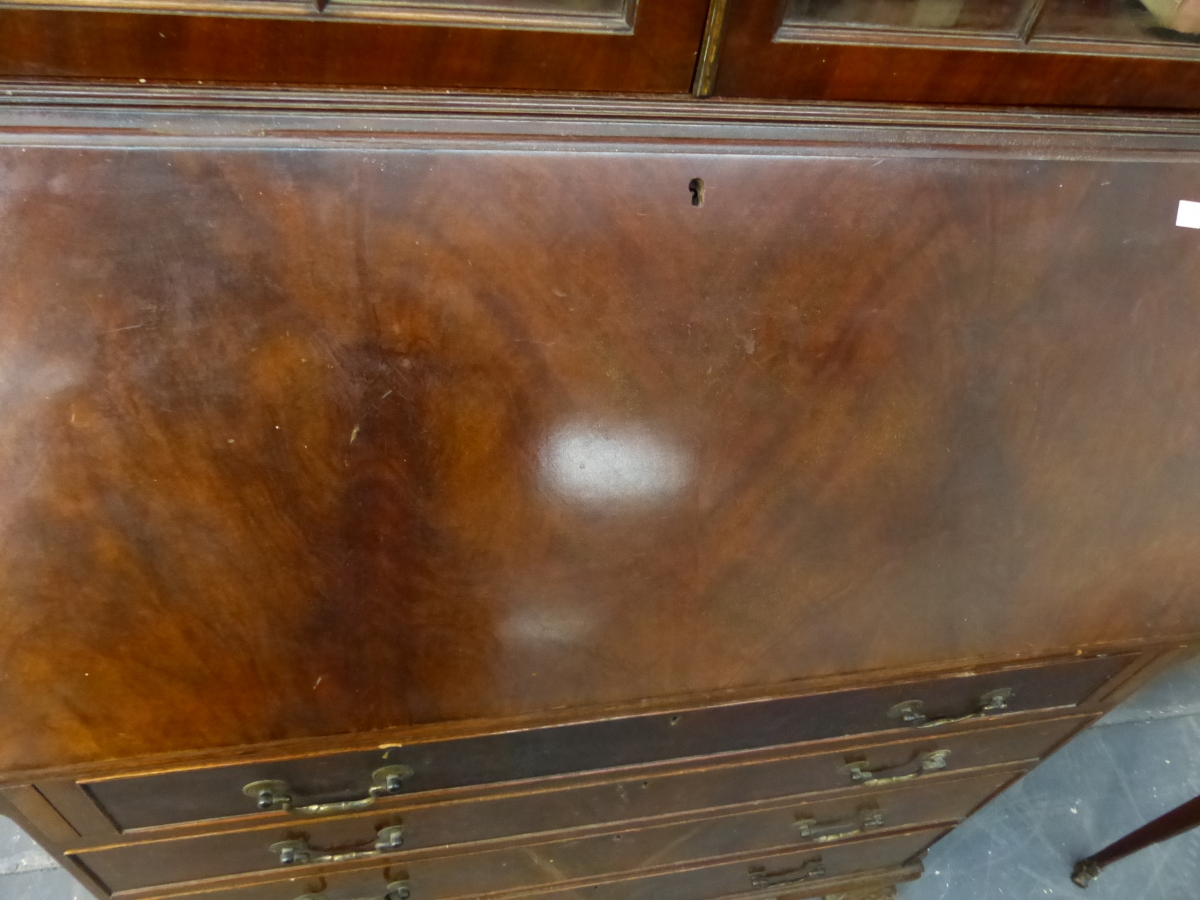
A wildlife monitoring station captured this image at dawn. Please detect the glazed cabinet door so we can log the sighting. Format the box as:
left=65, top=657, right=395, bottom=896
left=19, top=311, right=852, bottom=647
left=712, top=0, right=1200, bottom=108
left=0, top=0, right=709, bottom=91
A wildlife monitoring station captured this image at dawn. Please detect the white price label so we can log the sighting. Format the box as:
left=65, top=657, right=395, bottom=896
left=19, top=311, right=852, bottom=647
left=1177, top=200, right=1200, bottom=229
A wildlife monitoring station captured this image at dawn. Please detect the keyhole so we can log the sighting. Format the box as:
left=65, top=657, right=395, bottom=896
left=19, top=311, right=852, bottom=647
left=689, top=178, right=704, bottom=207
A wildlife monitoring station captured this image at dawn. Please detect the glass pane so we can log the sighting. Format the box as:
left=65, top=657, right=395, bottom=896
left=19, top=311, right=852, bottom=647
left=2, top=0, right=633, bottom=32
left=1036, top=0, right=1200, bottom=43
left=371, top=0, right=625, bottom=15
left=780, top=0, right=1028, bottom=33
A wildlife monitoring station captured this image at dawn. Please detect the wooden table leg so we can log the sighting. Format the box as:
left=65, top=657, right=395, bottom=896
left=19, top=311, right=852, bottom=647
left=1072, top=795, right=1200, bottom=887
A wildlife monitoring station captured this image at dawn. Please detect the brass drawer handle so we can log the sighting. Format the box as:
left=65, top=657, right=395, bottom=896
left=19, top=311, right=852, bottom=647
left=270, top=825, right=404, bottom=866
left=748, top=858, right=826, bottom=888
left=296, top=881, right=410, bottom=900
left=888, top=688, right=1014, bottom=729
left=793, top=805, right=884, bottom=842
left=840, top=749, right=949, bottom=786
left=245, top=765, right=413, bottom=815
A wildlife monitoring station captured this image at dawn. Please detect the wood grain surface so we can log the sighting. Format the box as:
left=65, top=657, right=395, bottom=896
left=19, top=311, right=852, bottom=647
left=3, top=138, right=1200, bottom=773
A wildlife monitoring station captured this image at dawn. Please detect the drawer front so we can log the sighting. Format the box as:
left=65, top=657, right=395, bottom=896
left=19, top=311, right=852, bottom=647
left=137, top=826, right=946, bottom=900
left=75, top=725, right=1059, bottom=892
left=80, top=654, right=1126, bottom=831
left=78, top=768, right=1011, bottom=893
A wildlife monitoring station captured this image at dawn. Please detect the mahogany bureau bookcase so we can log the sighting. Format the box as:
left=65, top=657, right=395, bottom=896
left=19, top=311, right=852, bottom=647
left=4, top=3, right=1200, bottom=900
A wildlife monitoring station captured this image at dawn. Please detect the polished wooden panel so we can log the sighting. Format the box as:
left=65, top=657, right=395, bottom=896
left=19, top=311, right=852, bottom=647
left=0, top=0, right=706, bottom=91
left=80, top=655, right=1121, bottom=830
left=125, top=827, right=945, bottom=900
left=715, top=0, right=1200, bottom=107
left=5, top=132, right=1200, bottom=777
left=36, top=782, right=120, bottom=839
left=74, top=766, right=1016, bottom=891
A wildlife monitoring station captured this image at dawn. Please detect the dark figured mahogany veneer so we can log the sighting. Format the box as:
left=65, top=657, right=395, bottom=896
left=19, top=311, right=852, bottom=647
left=1, top=88, right=1199, bottom=900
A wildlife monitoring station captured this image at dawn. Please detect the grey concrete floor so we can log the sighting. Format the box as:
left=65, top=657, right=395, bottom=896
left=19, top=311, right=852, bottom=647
left=898, top=652, right=1200, bottom=900
left=3, top=656, right=1199, bottom=900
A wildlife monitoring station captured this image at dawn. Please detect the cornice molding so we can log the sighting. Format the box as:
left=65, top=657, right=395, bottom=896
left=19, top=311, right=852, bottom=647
left=1, top=83, right=1200, bottom=157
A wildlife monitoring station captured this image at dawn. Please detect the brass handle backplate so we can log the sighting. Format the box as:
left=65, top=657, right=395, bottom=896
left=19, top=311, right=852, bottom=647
left=840, top=749, right=949, bottom=786
left=889, top=688, right=1014, bottom=729
left=245, top=765, right=414, bottom=815
left=793, top=805, right=884, bottom=842
left=748, top=857, right=826, bottom=889
left=295, top=881, right=410, bottom=900
left=271, top=825, right=404, bottom=867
